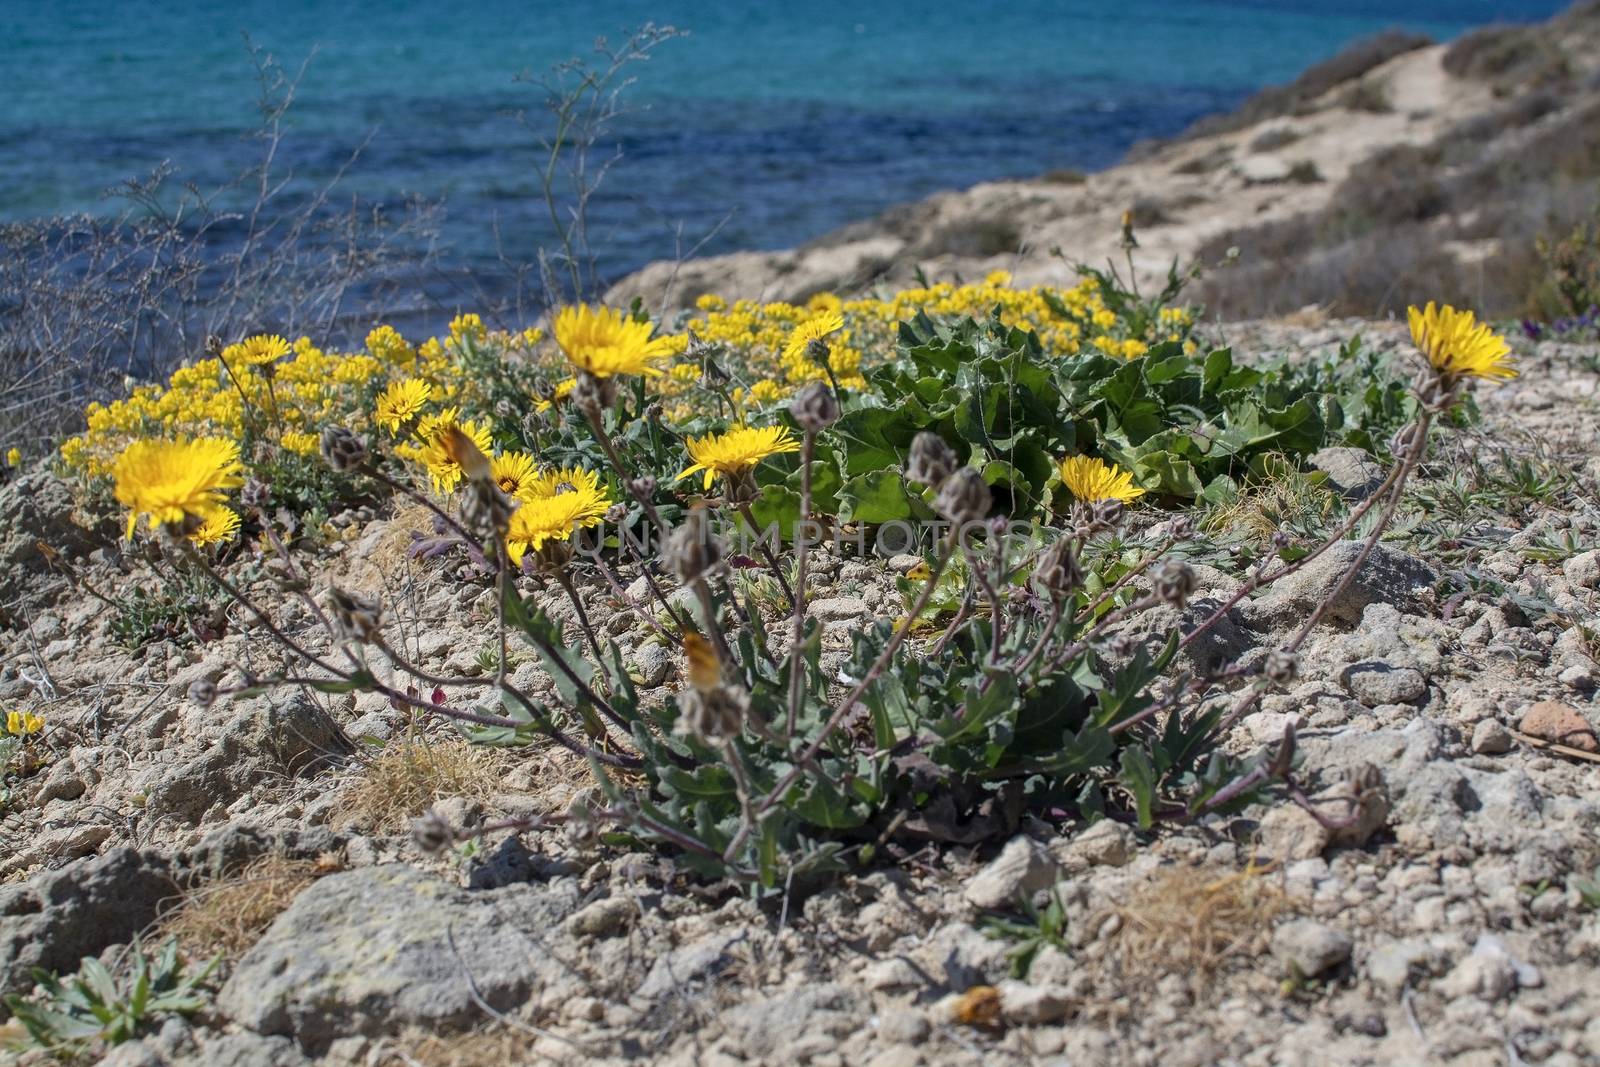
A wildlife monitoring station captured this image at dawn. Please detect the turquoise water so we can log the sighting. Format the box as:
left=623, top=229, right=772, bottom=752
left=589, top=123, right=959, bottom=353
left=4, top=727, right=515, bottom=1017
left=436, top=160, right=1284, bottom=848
left=0, top=0, right=1571, bottom=300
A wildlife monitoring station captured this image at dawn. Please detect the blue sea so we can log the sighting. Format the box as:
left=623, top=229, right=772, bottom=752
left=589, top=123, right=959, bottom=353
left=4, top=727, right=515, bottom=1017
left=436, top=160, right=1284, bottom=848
left=0, top=0, right=1572, bottom=316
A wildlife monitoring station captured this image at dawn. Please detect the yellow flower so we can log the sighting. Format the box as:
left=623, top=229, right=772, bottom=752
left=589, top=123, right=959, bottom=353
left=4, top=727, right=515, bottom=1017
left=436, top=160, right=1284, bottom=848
left=5, top=710, right=44, bottom=736
left=490, top=451, right=541, bottom=499
left=1120, top=339, right=1148, bottom=360
left=748, top=380, right=785, bottom=405
left=676, top=425, right=801, bottom=492
left=223, top=334, right=291, bottom=366
left=190, top=506, right=241, bottom=546
left=782, top=311, right=845, bottom=364
left=534, top=377, right=577, bottom=414
left=113, top=437, right=244, bottom=539
left=366, top=325, right=414, bottom=363
left=280, top=430, right=320, bottom=455
left=375, top=378, right=433, bottom=435
left=695, top=293, right=727, bottom=312
left=504, top=481, right=613, bottom=566
left=1091, top=308, right=1117, bottom=330
left=5, top=447, right=19, bottom=467
left=450, top=313, right=486, bottom=343
left=521, top=326, right=545, bottom=348
left=983, top=270, right=1014, bottom=286
left=553, top=304, right=673, bottom=378
left=1058, top=455, right=1145, bottom=504
left=407, top=411, right=493, bottom=494
left=1407, top=302, right=1516, bottom=382
left=525, top=465, right=604, bottom=501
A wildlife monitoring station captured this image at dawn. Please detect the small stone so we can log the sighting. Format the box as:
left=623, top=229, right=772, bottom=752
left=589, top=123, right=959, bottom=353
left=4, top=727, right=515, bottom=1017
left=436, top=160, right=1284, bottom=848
left=1050, top=819, right=1136, bottom=869
left=1309, top=447, right=1384, bottom=501
left=1237, top=154, right=1293, bottom=184
left=964, top=836, right=1062, bottom=910
left=1272, top=919, right=1354, bottom=977
left=862, top=958, right=922, bottom=991
left=808, top=596, right=873, bottom=623
left=997, top=978, right=1074, bottom=1024
left=1562, top=550, right=1600, bottom=590
left=1470, top=719, right=1514, bottom=755
left=1519, top=700, right=1598, bottom=752
left=876, top=1007, right=930, bottom=1045
left=1366, top=939, right=1434, bottom=991
left=1558, top=664, right=1596, bottom=692
left=1256, top=804, right=1331, bottom=861
left=628, top=644, right=673, bottom=688
left=1437, top=953, right=1516, bottom=1002
left=1342, top=663, right=1426, bottom=707
left=566, top=895, right=634, bottom=938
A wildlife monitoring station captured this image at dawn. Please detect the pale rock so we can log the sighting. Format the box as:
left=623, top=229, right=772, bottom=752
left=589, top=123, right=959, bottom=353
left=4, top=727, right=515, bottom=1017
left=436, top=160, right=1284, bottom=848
left=1050, top=818, right=1136, bottom=869
left=1519, top=700, right=1598, bottom=752
left=1470, top=719, right=1514, bottom=755
left=964, top=836, right=1063, bottom=909
left=1272, top=919, right=1354, bottom=977
left=1342, top=662, right=1426, bottom=707
left=997, top=978, right=1075, bottom=1024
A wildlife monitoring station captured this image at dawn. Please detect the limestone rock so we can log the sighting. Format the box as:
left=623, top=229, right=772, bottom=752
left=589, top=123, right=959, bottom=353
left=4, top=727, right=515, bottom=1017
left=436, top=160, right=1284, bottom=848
left=964, top=836, right=1062, bottom=910
left=1272, top=919, right=1354, bottom=977
left=1243, top=542, right=1437, bottom=629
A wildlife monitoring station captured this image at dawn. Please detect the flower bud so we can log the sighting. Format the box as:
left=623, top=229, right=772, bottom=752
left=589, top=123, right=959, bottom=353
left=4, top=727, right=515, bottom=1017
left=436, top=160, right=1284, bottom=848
left=187, top=679, right=218, bottom=708
left=1034, top=538, right=1083, bottom=598
left=320, top=426, right=368, bottom=473
left=462, top=479, right=517, bottom=540
left=1151, top=560, right=1196, bottom=608
left=239, top=477, right=271, bottom=510
left=628, top=475, right=657, bottom=499
left=440, top=425, right=491, bottom=484
left=1168, top=514, right=1196, bottom=542
left=604, top=503, right=628, bottom=524
left=676, top=684, right=748, bottom=742
left=1263, top=650, right=1299, bottom=686
left=573, top=371, right=617, bottom=417
left=411, top=807, right=455, bottom=854
left=906, top=432, right=957, bottom=487
left=934, top=467, right=991, bottom=525
left=328, top=585, right=384, bottom=644
left=664, top=511, right=723, bottom=583
left=1092, top=498, right=1125, bottom=531
left=791, top=381, right=840, bottom=431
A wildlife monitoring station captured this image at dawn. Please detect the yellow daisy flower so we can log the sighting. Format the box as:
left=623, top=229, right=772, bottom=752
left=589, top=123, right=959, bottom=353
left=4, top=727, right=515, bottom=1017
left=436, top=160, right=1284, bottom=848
left=534, top=377, right=577, bottom=414
left=524, top=465, right=604, bottom=500
left=113, top=437, right=244, bottom=539
left=406, top=411, right=493, bottom=494
left=375, top=378, right=434, bottom=435
left=1058, top=455, right=1145, bottom=504
left=190, top=506, right=241, bottom=547
left=222, top=334, right=291, bottom=367
left=280, top=430, right=320, bottom=455
left=504, top=481, right=613, bottom=567
left=1407, top=302, right=1516, bottom=382
left=490, top=452, right=541, bottom=499
left=676, top=425, right=801, bottom=492
left=553, top=304, right=673, bottom=378
left=783, top=311, right=845, bottom=364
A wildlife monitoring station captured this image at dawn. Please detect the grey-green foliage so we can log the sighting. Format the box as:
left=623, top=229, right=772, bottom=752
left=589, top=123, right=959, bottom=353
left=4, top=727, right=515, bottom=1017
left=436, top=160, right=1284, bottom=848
left=2, top=938, right=216, bottom=1057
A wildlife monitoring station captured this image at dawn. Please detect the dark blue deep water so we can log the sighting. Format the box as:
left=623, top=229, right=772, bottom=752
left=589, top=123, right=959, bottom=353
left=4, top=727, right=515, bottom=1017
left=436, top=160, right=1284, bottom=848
left=0, top=0, right=1573, bottom=305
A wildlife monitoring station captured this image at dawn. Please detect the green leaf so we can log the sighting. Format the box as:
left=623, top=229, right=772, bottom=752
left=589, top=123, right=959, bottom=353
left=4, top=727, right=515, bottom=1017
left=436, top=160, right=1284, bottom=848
left=837, top=470, right=913, bottom=524
left=1119, top=747, right=1157, bottom=829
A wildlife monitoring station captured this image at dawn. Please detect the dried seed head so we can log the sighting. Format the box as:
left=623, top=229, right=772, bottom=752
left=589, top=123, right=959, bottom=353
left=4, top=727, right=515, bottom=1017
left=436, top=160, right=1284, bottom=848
left=676, top=684, right=748, bottom=742
left=628, top=475, right=657, bottom=499
left=328, top=585, right=384, bottom=644
left=319, top=426, right=368, bottom=473
left=1390, top=423, right=1421, bottom=458
left=604, top=502, right=628, bottom=524
left=1168, top=514, right=1196, bottom=542
left=906, top=431, right=957, bottom=487
left=1092, top=498, right=1126, bottom=531
left=1034, top=538, right=1083, bottom=598
left=664, top=511, right=724, bottom=583
left=935, top=467, right=991, bottom=525
left=1151, top=560, right=1196, bottom=608
left=791, top=381, right=840, bottom=431
left=1270, top=530, right=1292, bottom=551
left=410, top=807, right=455, bottom=854
left=573, top=371, right=617, bottom=418
left=1264, top=650, right=1299, bottom=686
left=187, top=679, right=217, bottom=709
left=1107, top=632, right=1140, bottom=657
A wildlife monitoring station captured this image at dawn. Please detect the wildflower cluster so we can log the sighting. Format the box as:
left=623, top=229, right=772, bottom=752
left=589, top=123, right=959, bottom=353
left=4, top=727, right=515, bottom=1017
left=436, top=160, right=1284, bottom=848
left=55, top=253, right=1519, bottom=887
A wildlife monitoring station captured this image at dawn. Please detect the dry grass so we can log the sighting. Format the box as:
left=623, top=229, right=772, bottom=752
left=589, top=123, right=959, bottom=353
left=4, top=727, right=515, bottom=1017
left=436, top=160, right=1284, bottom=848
left=340, top=739, right=505, bottom=831
left=370, top=1027, right=540, bottom=1067
left=1204, top=458, right=1338, bottom=542
left=158, top=853, right=328, bottom=962
left=1106, top=863, right=1295, bottom=987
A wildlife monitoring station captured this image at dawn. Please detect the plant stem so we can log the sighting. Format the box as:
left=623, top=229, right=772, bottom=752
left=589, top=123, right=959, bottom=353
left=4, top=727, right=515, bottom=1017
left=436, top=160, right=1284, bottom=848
left=786, top=431, right=817, bottom=739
